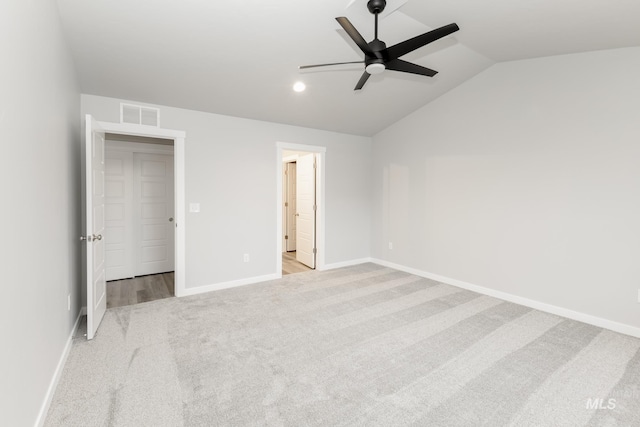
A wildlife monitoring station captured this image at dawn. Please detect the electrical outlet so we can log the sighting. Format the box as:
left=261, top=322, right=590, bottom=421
left=189, top=203, right=200, bottom=213
left=67, top=294, right=71, bottom=311
left=388, top=242, right=393, bottom=250
left=243, top=254, right=250, bottom=263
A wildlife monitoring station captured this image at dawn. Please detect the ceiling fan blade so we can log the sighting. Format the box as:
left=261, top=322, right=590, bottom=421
left=336, top=17, right=374, bottom=56
left=354, top=71, right=371, bottom=90
left=386, top=59, right=438, bottom=77
left=385, top=23, right=459, bottom=60
left=299, top=61, right=364, bottom=70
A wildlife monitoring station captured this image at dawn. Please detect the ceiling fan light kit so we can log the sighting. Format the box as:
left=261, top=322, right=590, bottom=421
left=365, top=63, right=385, bottom=75
left=300, top=0, right=459, bottom=90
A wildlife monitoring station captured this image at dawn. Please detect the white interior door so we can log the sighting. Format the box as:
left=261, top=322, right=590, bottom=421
left=134, top=153, right=175, bottom=276
left=105, top=150, right=134, bottom=280
left=286, top=162, right=297, bottom=252
left=85, top=115, right=107, bottom=340
left=296, top=153, right=316, bottom=268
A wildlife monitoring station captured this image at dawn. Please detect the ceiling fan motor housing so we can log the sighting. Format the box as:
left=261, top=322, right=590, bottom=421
left=367, top=0, right=386, bottom=14
left=366, top=39, right=387, bottom=68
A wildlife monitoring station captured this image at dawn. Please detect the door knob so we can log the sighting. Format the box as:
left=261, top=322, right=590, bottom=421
left=92, top=234, right=102, bottom=241
left=80, top=235, right=87, bottom=241
left=295, top=213, right=300, bottom=216
left=169, top=217, right=174, bottom=222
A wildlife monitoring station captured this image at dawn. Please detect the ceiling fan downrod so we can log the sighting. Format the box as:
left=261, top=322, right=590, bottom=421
left=368, top=0, right=386, bottom=40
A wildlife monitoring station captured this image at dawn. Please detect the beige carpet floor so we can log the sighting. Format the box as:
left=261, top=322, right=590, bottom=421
left=45, top=263, right=640, bottom=426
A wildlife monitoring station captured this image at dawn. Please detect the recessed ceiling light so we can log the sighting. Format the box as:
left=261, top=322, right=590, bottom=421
left=293, top=81, right=306, bottom=92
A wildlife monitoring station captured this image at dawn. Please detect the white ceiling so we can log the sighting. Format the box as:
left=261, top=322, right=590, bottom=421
left=56, top=0, right=640, bottom=136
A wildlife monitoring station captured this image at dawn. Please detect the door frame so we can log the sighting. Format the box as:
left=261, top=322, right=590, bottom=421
left=276, top=142, right=326, bottom=276
left=90, top=120, right=187, bottom=297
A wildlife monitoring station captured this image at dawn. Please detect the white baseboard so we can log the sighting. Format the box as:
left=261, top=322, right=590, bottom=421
left=179, top=258, right=377, bottom=297
left=180, top=273, right=280, bottom=297
left=371, top=258, right=640, bottom=339
left=321, top=257, right=374, bottom=271
left=35, top=309, right=84, bottom=427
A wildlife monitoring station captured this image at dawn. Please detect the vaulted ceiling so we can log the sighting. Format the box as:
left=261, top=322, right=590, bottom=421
left=56, top=0, right=640, bottom=136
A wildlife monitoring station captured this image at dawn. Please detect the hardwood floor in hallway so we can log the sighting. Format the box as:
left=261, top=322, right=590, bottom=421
left=282, top=251, right=312, bottom=275
left=107, top=272, right=174, bottom=308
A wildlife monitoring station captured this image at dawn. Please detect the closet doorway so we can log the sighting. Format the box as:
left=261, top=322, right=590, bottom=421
left=104, top=135, right=175, bottom=307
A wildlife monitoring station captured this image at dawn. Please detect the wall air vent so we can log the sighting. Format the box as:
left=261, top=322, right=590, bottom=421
left=120, top=103, right=160, bottom=127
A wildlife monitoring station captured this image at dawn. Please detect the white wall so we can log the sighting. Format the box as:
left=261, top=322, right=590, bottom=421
left=0, top=1, right=81, bottom=425
left=372, top=47, right=640, bottom=332
left=82, top=95, right=372, bottom=290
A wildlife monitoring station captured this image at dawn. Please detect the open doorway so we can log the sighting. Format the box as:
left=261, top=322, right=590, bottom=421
left=276, top=142, right=326, bottom=277
left=104, top=134, right=175, bottom=307
left=282, top=153, right=313, bottom=275
left=84, top=115, right=186, bottom=339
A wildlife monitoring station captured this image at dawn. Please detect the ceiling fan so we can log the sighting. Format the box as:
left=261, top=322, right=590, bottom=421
left=299, top=0, right=459, bottom=90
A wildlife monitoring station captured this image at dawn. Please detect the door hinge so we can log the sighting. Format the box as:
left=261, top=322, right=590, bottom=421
left=313, top=204, right=317, bottom=211
left=285, top=235, right=288, bottom=240
left=285, top=202, right=288, bottom=207
left=313, top=248, right=317, bottom=254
